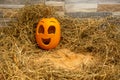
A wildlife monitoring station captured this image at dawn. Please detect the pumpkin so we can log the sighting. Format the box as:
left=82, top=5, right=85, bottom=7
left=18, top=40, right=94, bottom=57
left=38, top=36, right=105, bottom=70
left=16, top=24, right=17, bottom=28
left=36, top=18, right=61, bottom=50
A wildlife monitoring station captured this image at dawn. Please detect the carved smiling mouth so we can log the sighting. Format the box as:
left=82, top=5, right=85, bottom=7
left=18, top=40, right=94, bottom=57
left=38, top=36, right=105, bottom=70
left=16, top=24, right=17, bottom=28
left=42, top=38, right=51, bottom=45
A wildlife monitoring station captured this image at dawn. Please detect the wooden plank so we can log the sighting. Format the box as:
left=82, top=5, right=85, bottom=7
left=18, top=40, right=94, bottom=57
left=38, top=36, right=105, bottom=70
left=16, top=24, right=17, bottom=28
left=45, top=0, right=64, bottom=1
left=65, top=12, right=112, bottom=18
left=0, top=0, right=44, bottom=4
left=99, top=0, right=120, bottom=4
left=112, top=12, right=120, bottom=16
left=25, top=0, right=44, bottom=4
left=45, top=1, right=64, bottom=6
left=0, top=4, right=24, bottom=9
left=97, top=4, right=120, bottom=12
left=65, top=0, right=97, bottom=3
left=0, top=0, right=22, bottom=4
left=65, top=3, right=97, bottom=13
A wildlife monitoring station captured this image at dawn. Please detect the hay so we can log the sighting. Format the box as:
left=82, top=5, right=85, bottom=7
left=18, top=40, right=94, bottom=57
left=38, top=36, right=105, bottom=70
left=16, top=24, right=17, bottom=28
left=0, top=4, right=120, bottom=80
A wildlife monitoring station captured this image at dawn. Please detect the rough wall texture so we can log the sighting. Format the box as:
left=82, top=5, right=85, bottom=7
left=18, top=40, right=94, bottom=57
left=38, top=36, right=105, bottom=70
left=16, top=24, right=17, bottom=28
left=0, top=0, right=120, bottom=25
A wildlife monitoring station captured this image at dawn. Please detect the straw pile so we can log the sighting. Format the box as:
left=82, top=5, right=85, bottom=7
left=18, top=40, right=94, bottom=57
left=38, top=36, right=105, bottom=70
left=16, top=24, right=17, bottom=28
left=0, top=4, right=120, bottom=80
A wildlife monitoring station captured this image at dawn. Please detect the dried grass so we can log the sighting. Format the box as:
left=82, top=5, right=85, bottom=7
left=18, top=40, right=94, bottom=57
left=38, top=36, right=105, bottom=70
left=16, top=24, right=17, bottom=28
left=0, top=4, right=120, bottom=80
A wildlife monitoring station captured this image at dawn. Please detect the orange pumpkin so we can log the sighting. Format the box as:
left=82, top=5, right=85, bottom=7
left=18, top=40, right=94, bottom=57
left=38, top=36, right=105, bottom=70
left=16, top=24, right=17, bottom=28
left=36, top=18, right=61, bottom=50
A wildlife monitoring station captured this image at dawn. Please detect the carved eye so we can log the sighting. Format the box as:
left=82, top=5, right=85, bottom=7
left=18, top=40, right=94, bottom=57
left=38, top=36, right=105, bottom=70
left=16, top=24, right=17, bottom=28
left=38, top=25, right=44, bottom=33
left=48, top=26, right=56, bottom=34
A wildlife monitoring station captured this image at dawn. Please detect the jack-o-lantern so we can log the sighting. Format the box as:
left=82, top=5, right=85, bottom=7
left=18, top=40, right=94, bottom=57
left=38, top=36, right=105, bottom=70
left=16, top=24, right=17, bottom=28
left=36, top=18, right=61, bottom=50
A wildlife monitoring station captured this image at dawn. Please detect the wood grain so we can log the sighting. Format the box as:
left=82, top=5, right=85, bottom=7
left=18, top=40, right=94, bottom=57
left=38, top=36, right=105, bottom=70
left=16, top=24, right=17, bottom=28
left=99, top=0, right=120, bottom=3
left=65, top=3, right=97, bottom=12
left=98, top=4, right=120, bottom=12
